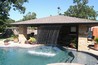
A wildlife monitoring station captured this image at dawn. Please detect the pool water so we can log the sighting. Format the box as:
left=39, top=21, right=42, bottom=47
left=0, top=46, right=97, bottom=65
left=0, top=46, right=72, bottom=65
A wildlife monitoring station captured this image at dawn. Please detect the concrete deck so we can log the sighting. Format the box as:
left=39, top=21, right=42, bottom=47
left=0, top=41, right=40, bottom=48
left=79, top=40, right=98, bottom=56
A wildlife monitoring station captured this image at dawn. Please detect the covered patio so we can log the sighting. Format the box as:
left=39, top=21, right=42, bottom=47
left=11, top=15, right=98, bottom=51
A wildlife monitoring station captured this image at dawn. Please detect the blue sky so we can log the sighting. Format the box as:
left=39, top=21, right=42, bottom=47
left=9, top=0, right=98, bottom=21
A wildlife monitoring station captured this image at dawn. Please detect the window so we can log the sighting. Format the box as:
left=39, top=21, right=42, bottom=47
left=71, top=26, right=76, bottom=32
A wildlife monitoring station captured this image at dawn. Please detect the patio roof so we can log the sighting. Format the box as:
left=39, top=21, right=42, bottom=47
left=11, top=15, right=98, bottom=25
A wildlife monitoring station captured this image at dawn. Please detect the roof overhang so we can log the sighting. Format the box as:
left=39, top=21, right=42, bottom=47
left=11, top=15, right=98, bottom=26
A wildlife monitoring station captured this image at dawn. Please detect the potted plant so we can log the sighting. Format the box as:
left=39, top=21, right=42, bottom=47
left=12, top=35, right=19, bottom=43
left=94, top=38, right=98, bottom=50
left=4, top=39, right=10, bottom=45
left=70, top=38, right=76, bottom=48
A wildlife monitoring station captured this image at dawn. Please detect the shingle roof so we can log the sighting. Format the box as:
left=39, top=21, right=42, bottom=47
left=11, top=15, right=98, bottom=25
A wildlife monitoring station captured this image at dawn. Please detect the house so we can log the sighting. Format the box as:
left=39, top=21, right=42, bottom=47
left=11, top=15, right=98, bottom=50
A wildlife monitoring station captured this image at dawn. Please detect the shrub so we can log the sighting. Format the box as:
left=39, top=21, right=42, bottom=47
left=95, top=38, right=98, bottom=44
left=28, top=37, right=36, bottom=43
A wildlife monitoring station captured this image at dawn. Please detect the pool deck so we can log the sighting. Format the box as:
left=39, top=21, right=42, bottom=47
left=0, top=40, right=97, bottom=55
left=0, top=41, right=41, bottom=48
left=78, top=41, right=98, bottom=56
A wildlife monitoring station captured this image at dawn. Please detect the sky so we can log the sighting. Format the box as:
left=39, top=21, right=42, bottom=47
left=9, top=0, right=98, bottom=21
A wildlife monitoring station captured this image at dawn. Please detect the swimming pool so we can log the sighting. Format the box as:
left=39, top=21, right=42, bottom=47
left=0, top=46, right=97, bottom=65
left=0, top=46, right=72, bottom=65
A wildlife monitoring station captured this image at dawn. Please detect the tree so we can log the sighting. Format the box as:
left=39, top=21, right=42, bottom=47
left=0, top=0, right=28, bottom=32
left=0, top=0, right=28, bottom=18
left=0, top=18, right=15, bottom=32
left=21, top=12, right=36, bottom=21
left=64, top=0, right=98, bottom=20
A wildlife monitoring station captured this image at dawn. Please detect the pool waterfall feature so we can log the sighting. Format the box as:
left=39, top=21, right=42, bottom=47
left=37, top=25, right=78, bottom=49
left=37, top=25, right=61, bottom=46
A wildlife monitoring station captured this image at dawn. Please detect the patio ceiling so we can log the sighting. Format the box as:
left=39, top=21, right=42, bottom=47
left=11, top=15, right=98, bottom=26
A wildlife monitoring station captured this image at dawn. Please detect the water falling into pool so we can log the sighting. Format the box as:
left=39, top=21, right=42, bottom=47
left=37, top=25, right=61, bottom=46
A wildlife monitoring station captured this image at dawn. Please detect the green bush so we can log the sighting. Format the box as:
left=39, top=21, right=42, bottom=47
left=95, top=38, right=98, bottom=44
left=28, top=37, right=36, bottom=43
